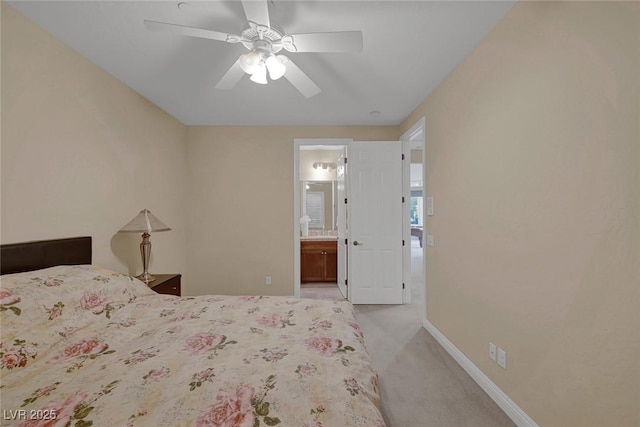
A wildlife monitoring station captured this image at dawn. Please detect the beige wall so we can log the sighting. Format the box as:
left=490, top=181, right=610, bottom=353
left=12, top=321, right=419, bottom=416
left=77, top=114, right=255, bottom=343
left=1, top=3, right=188, bottom=278
left=185, top=126, right=398, bottom=296
left=401, top=2, right=639, bottom=426
left=410, top=149, right=422, bottom=165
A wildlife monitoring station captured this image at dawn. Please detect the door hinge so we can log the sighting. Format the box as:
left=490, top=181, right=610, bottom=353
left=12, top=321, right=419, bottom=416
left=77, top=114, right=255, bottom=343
left=344, top=157, right=347, bottom=164
left=402, top=153, right=405, bottom=160
left=344, top=197, right=348, bottom=204
left=402, top=240, right=405, bottom=246
left=344, top=238, right=348, bottom=245
left=345, top=279, right=348, bottom=286
left=402, top=196, right=405, bottom=203
left=402, top=283, right=405, bottom=289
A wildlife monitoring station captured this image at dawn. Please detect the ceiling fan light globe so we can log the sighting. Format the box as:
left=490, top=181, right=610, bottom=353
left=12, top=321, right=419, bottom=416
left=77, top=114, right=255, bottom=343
left=266, top=55, right=286, bottom=80
left=239, top=51, right=261, bottom=74
left=249, top=65, right=268, bottom=84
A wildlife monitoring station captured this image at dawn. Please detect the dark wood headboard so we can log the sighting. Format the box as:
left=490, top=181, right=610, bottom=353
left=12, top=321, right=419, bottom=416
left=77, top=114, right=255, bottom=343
left=1, top=237, right=92, bottom=275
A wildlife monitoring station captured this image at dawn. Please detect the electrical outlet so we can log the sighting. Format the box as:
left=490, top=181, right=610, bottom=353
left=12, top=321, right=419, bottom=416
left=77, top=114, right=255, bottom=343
left=265, top=276, right=272, bottom=285
left=497, top=348, right=507, bottom=369
left=489, top=343, right=497, bottom=361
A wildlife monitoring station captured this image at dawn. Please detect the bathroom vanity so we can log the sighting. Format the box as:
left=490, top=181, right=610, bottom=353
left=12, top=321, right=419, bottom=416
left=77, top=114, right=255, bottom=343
left=300, top=238, right=338, bottom=283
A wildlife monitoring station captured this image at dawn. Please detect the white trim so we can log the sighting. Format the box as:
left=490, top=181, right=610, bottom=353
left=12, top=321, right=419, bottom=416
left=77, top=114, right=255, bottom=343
left=422, top=318, right=539, bottom=427
left=293, top=139, right=351, bottom=299
left=401, top=132, right=411, bottom=304
left=400, top=117, right=426, bottom=307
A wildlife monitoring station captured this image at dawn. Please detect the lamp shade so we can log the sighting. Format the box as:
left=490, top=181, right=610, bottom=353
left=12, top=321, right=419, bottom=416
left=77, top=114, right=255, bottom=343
left=266, top=55, right=286, bottom=80
left=239, top=51, right=261, bottom=75
left=119, top=209, right=170, bottom=233
left=249, top=64, right=268, bottom=84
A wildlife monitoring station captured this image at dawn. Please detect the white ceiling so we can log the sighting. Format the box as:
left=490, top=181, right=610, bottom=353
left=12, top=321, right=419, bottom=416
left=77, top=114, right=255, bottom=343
left=9, top=1, right=515, bottom=126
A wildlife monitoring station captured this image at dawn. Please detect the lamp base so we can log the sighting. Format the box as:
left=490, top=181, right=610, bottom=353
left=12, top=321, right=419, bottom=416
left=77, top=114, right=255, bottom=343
left=136, top=272, right=156, bottom=284
left=137, top=232, right=154, bottom=284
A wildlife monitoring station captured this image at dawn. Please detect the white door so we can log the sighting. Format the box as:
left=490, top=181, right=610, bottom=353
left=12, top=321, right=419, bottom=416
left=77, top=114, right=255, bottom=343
left=348, top=141, right=404, bottom=304
left=336, top=151, right=348, bottom=299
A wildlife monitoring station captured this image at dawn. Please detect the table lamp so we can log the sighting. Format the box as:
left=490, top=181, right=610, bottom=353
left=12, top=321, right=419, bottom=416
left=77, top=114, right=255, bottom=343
left=118, top=209, right=170, bottom=283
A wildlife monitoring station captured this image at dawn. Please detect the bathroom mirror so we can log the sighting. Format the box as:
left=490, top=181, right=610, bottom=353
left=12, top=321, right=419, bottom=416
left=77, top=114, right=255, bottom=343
left=300, top=180, right=338, bottom=230
left=298, top=146, right=344, bottom=233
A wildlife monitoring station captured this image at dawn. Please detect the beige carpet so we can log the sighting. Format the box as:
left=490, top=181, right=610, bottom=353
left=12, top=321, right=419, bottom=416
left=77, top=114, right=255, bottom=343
left=300, top=282, right=346, bottom=301
left=301, top=241, right=516, bottom=427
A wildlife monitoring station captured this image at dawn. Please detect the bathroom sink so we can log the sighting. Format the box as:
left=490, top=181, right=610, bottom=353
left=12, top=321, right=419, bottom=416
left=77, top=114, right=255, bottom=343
left=301, top=235, right=338, bottom=240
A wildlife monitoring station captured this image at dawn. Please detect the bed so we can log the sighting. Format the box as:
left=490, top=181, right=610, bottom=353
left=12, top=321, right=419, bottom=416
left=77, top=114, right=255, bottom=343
left=1, top=237, right=385, bottom=426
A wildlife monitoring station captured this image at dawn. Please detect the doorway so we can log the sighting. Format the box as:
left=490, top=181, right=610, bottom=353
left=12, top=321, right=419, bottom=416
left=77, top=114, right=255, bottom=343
left=294, top=138, right=408, bottom=304
left=294, top=139, right=350, bottom=300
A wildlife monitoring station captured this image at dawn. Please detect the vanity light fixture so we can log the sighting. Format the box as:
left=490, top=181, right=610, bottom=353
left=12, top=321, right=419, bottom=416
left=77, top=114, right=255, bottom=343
left=312, top=162, right=336, bottom=171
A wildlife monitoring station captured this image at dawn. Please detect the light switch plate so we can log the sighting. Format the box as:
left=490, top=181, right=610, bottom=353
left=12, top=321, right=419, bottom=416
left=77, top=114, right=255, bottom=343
left=497, top=348, right=507, bottom=369
left=426, top=234, right=434, bottom=247
left=426, top=196, right=434, bottom=216
left=489, top=343, right=497, bottom=361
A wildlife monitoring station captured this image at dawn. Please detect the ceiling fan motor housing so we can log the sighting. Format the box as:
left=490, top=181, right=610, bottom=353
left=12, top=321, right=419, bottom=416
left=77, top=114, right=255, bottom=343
left=241, top=23, right=284, bottom=54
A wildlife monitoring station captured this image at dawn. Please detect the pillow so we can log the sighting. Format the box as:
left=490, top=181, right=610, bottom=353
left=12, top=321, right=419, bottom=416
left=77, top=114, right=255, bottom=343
left=1, top=265, right=154, bottom=331
left=1, top=265, right=156, bottom=372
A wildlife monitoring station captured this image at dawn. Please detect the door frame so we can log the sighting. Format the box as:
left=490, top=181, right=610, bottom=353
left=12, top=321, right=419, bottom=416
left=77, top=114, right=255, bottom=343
left=400, top=117, right=426, bottom=308
left=336, top=153, right=348, bottom=299
left=293, top=138, right=352, bottom=298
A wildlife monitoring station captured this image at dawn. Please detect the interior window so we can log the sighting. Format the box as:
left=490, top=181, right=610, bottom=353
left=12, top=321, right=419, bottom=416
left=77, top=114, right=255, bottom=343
left=410, top=190, right=423, bottom=227
left=306, top=191, right=325, bottom=229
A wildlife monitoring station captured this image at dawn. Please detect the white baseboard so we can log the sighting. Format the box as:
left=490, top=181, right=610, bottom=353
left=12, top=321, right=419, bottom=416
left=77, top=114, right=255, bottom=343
left=422, top=318, right=539, bottom=427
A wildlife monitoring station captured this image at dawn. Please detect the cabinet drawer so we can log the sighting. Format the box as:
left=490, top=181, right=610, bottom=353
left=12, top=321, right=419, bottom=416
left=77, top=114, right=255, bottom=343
left=150, top=274, right=181, bottom=296
left=301, top=240, right=338, bottom=252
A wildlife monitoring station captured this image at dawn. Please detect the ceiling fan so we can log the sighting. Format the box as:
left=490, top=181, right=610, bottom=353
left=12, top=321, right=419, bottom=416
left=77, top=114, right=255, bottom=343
left=144, top=0, right=363, bottom=98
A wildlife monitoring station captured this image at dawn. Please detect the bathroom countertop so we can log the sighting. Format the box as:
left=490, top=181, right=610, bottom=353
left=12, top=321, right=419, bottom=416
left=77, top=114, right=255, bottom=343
left=300, top=236, right=338, bottom=241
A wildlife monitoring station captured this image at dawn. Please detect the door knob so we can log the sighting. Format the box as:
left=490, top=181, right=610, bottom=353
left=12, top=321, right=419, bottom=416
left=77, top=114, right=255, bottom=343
left=353, top=241, right=362, bottom=246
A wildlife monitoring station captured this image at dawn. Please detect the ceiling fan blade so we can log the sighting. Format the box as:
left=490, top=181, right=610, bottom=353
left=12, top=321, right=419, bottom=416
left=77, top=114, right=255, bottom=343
left=282, top=58, right=321, bottom=99
left=241, top=0, right=270, bottom=28
left=282, top=31, right=363, bottom=53
left=215, top=59, right=246, bottom=90
left=144, top=20, right=241, bottom=43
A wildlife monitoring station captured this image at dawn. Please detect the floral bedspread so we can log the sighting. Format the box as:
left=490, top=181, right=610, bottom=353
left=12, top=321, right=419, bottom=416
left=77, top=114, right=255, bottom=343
left=0, top=265, right=385, bottom=427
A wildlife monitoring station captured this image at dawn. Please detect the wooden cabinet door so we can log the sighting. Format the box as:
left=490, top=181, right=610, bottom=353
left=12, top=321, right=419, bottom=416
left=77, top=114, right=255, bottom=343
left=301, top=245, right=325, bottom=282
left=324, top=245, right=338, bottom=282
left=301, top=241, right=338, bottom=283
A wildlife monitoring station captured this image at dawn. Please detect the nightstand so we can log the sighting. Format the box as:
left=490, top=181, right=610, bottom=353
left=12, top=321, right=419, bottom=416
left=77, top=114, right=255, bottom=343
left=148, top=274, right=181, bottom=296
